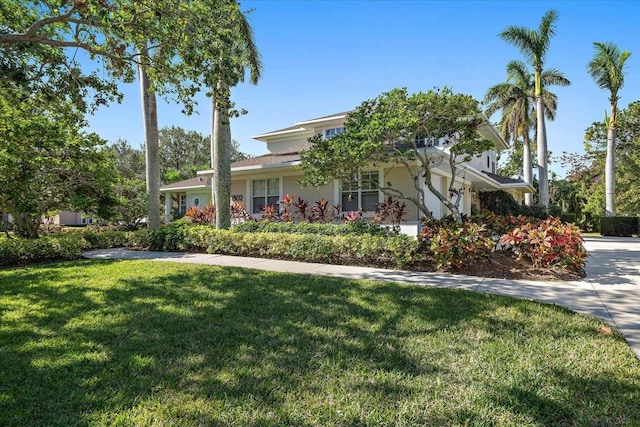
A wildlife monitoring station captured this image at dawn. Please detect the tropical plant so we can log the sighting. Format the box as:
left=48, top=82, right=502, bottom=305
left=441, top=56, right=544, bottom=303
left=211, top=10, right=262, bottom=229
left=587, top=42, right=632, bottom=216
left=485, top=60, right=569, bottom=206
left=500, top=9, right=569, bottom=209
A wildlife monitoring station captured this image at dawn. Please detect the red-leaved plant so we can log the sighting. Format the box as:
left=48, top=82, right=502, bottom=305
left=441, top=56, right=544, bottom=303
left=501, top=217, right=587, bottom=272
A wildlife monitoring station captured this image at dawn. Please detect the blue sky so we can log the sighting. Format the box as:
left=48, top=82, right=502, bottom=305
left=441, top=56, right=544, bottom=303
left=86, top=0, right=640, bottom=176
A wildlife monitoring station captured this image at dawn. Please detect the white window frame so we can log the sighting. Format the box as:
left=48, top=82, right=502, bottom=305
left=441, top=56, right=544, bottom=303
left=339, top=170, right=382, bottom=213
left=251, top=178, right=280, bottom=214
left=323, top=127, right=345, bottom=140
left=180, top=194, right=187, bottom=215
left=193, top=197, right=200, bottom=208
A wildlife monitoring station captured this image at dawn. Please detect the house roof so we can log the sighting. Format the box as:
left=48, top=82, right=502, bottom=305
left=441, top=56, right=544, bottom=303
left=253, top=111, right=351, bottom=140
left=229, top=144, right=310, bottom=168
left=482, top=171, right=526, bottom=185
left=159, top=176, right=211, bottom=191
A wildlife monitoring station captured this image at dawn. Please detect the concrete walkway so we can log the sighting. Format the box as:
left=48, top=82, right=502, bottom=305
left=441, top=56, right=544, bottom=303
left=83, top=236, right=640, bottom=359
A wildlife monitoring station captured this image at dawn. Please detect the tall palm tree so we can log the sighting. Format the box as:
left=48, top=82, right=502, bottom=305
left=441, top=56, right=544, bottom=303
left=485, top=60, right=569, bottom=206
left=587, top=42, right=631, bottom=217
left=211, top=8, right=262, bottom=229
left=137, top=46, right=161, bottom=229
left=500, top=9, right=568, bottom=209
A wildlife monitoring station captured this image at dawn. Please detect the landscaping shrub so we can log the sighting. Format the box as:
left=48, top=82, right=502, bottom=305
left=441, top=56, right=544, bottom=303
left=600, top=216, right=639, bottom=237
left=501, top=217, right=587, bottom=272
left=479, top=190, right=521, bottom=216
left=147, top=219, right=196, bottom=251
left=0, top=234, right=88, bottom=267
left=560, top=213, right=578, bottom=224
left=149, top=222, right=418, bottom=268
left=419, top=214, right=587, bottom=273
left=479, top=190, right=563, bottom=220
left=232, top=219, right=398, bottom=237
left=0, top=229, right=149, bottom=268
left=419, top=221, right=495, bottom=269
left=81, top=229, right=148, bottom=249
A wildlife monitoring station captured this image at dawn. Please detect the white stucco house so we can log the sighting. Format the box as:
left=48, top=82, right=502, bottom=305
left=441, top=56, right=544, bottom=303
left=160, top=111, right=534, bottom=232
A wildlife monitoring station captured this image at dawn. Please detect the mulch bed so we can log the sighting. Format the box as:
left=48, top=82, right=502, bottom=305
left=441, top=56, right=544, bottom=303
left=451, top=251, right=585, bottom=281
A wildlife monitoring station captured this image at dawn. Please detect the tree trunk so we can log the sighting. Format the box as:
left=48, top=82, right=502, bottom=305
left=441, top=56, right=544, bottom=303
left=605, top=125, right=616, bottom=216
left=211, top=84, right=231, bottom=229
left=523, top=131, right=533, bottom=206
left=11, top=212, right=40, bottom=238
left=536, top=94, right=549, bottom=209
left=138, top=49, right=160, bottom=229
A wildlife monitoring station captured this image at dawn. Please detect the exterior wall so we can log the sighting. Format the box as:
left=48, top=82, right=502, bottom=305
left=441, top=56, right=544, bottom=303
left=266, top=136, right=311, bottom=153
left=54, top=211, right=83, bottom=226
left=185, top=191, right=211, bottom=209
left=468, top=149, right=498, bottom=173
left=231, top=179, right=247, bottom=207
left=382, top=166, right=420, bottom=223
left=283, top=175, right=333, bottom=204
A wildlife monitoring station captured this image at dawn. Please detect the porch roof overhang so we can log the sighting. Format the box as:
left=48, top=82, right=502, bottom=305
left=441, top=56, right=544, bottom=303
left=159, top=176, right=211, bottom=193
left=464, top=167, right=535, bottom=192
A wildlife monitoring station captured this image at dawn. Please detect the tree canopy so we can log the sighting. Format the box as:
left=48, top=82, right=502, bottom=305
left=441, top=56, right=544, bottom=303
left=0, top=89, right=117, bottom=238
left=300, top=87, right=494, bottom=223
left=562, top=101, right=640, bottom=217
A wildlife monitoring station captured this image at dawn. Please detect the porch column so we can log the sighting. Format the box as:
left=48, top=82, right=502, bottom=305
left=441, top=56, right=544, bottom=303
left=164, top=192, right=172, bottom=223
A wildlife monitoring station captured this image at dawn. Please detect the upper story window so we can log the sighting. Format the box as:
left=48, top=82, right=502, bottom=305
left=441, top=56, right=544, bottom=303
left=415, top=136, right=439, bottom=147
left=341, top=171, right=379, bottom=212
left=252, top=178, right=280, bottom=214
left=324, top=127, right=345, bottom=139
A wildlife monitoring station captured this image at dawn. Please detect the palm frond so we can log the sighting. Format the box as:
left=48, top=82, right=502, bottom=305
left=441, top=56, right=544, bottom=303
left=237, top=10, right=263, bottom=85
left=587, top=41, right=631, bottom=101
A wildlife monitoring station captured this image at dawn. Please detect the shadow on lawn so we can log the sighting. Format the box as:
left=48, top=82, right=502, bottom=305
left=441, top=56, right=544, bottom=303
left=0, top=259, right=638, bottom=425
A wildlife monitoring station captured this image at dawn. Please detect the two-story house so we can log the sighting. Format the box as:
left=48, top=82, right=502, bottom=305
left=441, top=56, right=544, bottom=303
left=160, top=111, right=533, bottom=232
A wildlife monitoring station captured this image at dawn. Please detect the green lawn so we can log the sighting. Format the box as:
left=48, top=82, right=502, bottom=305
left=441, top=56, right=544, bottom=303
left=1, top=261, right=638, bottom=426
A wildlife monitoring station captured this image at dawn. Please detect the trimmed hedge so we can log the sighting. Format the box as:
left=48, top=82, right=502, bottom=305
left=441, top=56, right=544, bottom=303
left=0, top=229, right=149, bottom=268
left=232, top=220, right=399, bottom=237
left=479, top=190, right=563, bottom=219
left=559, top=213, right=578, bottom=224
left=600, top=216, right=639, bottom=237
left=149, top=223, right=418, bottom=268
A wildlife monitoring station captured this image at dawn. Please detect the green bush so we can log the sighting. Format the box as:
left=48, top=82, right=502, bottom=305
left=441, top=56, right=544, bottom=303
left=559, top=213, right=578, bottom=224
left=479, top=190, right=521, bottom=216
left=0, top=234, right=89, bottom=267
left=600, top=216, right=639, bottom=237
left=232, top=219, right=398, bottom=237
left=149, top=222, right=418, bottom=268
left=0, top=229, right=149, bottom=268
left=479, top=190, right=563, bottom=220
left=419, top=221, right=495, bottom=269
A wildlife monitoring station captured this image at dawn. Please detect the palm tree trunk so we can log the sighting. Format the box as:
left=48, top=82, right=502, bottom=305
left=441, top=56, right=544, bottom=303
left=605, top=125, right=616, bottom=216
left=523, top=132, right=533, bottom=206
left=138, top=47, right=160, bottom=229
left=211, top=83, right=231, bottom=229
left=536, top=94, right=549, bottom=209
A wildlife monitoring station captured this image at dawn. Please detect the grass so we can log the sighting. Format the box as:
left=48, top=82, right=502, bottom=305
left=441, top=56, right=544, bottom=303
left=1, top=260, right=639, bottom=426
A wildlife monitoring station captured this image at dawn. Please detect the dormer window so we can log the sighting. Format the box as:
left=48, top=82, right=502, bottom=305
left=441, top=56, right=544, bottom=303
left=324, top=127, right=345, bottom=139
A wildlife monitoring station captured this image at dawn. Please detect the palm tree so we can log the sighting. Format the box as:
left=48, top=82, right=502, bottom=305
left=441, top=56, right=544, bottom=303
left=587, top=42, right=631, bottom=216
left=137, top=46, right=161, bottom=229
left=500, top=9, right=568, bottom=209
left=485, top=60, right=569, bottom=206
left=211, top=8, right=262, bottom=229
